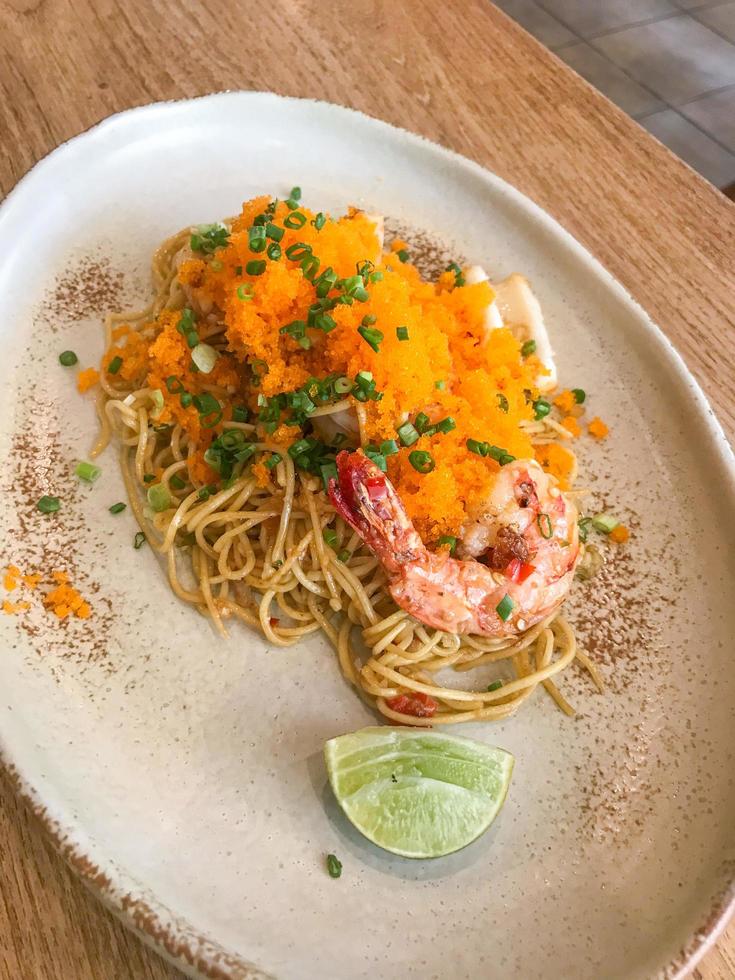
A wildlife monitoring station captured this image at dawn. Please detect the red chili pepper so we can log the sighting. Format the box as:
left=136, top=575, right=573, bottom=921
left=385, top=692, right=438, bottom=718
left=269, top=617, right=280, bottom=627
left=366, top=476, right=387, bottom=500
left=506, top=558, right=535, bottom=583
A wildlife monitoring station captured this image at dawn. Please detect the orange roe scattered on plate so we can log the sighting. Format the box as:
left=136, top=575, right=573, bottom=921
left=2, top=600, right=30, bottom=615
left=561, top=415, right=581, bottom=438
left=610, top=524, right=629, bottom=543
left=554, top=389, right=577, bottom=414
left=588, top=417, right=609, bottom=439
left=77, top=367, right=100, bottom=393
left=44, top=572, right=91, bottom=620
left=22, top=573, right=42, bottom=590
left=534, top=444, right=576, bottom=490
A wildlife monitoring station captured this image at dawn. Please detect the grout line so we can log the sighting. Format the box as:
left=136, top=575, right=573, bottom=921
left=679, top=80, right=735, bottom=106
left=583, top=12, right=685, bottom=42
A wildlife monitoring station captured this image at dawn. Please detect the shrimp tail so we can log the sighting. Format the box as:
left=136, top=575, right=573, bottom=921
left=328, top=450, right=424, bottom=574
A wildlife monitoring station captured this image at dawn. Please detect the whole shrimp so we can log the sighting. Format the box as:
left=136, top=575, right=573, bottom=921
left=329, top=450, right=580, bottom=637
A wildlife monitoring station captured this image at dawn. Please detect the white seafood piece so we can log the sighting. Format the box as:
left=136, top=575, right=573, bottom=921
left=465, top=266, right=556, bottom=392
left=361, top=211, right=385, bottom=263
left=311, top=405, right=360, bottom=446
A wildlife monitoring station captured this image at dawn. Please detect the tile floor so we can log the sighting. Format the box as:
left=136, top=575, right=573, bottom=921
left=493, top=0, right=735, bottom=187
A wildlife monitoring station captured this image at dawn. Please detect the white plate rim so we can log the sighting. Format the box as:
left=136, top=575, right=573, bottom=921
left=1, top=90, right=733, bottom=979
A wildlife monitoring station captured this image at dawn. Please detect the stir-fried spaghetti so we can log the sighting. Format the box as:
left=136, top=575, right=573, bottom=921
left=92, top=191, right=607, bottom=725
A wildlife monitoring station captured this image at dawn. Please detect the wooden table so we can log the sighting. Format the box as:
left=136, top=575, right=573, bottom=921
left=1, top=1, right=733, bottom=976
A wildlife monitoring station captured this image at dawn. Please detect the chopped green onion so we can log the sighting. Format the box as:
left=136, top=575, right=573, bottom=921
left=301, top=255, right=320, bottom=281
left=572, top=388, right=586, bottom=404
left=284, top=211, right=307, bottom=229
left=397, top=422, right=420, bottom=447
left=37, top=495, right=60, bottom=514
left=497, top=393, right=509, bottom=413
left=434, top=417, right=456, bottom=434
left=190, top=223, right=229, bottom=254
left=495, top=594, right=514, bottom=621
left=289, top=186, right=302, bottom=201
left=166, top=376, right=185, bottom=394
left=408, top=450, right=435, bottom=474
left=266, top=243, right=282, bottom=261
left=265, top=453, right=282, bottom=470
left=591, top=513, right=619, bottom=534
left=435, top=379, right=446, bottom=390
left=143, top=473, right=155, bottom=483
left=235, top=265, right=243, bottom=275
left=170, top=474, right=186, bottom=490
left=109, top=501, right=126, bottom=514
left=533, top=398, right=551, bottom=420
left=237, top=283, right=254, bottom=301
left=414, top=412, right=430, bottom=433
left=487, top=680, right=504, bottom=692
left=266, top=222, right=284, bottom=242
left=285, top=242, right=312, bottom=260
left=246, top=260, right=266, bottom=276
left=396, top=326, right=409, bottom=341
left=365, top=448, right=387, bottom=472
left=150, top=389, right=165, bottom=417
left=193, top=392, right=220, bottom=415
left=313, top=212, right=326, bottom=230
left=209, top=259, right=224, bottom=271
left=288, top=438, right=312, bottom=458
left=186, top=330, right=199, bottom=349
left=322, top=527, right=339, bottom=550
left=177, top=307, right=196, bottom=334
left=180, top=392, right=193, bottom=408
left=537, top=513, right=553, bottom=539
left=326, top=854, right=342, bottom=879
left=320, top=462, right=338, bottom=489
left=334, top=376, right=352, bottom=394
left=315, top=312, right=337, bottom=333
left=396, top=249, right=409, bottom=263
left=521, top=339, right=537, bottom=357
left=147, top=483, right=171, bottom=512
left=337, top=548, right=351, bottom=563
left=133, top=531, right=146, bottom=549
left=577, top=517, right=592, bottom=543
left=358, top=326, right=383, bottom=352
left=437, top=535, right=457, bottom=555
left=467, top=438, right=485, bottom=456
left=75, top=461, right=101, bottom=483
left=248, top=225, right=267, bottom=252
left=315, top=268, right=337, bottom=297
left=232, top=405, right=249, bottom=422
left=191, top=343, right=219, bottom=374
left=380, top=439, right=399, bottom=456
left=361, top=314, right=377, bottom=327
left=59, top=350, right=77, bottom=367
left=108, top=356, right=122, bottom=375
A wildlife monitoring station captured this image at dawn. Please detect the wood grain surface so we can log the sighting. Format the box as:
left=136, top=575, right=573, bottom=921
left=1, top=1, right=733, bottom=977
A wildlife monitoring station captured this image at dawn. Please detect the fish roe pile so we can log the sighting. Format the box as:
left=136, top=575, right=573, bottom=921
left=101, top=194, right=601, bottom=541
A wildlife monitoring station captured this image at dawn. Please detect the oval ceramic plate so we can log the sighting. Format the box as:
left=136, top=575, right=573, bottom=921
left=1, top=93, right=734, bottom=980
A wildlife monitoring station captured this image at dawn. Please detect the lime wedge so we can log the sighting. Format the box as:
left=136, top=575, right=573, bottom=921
left=324, top=727, right=514, bottom=858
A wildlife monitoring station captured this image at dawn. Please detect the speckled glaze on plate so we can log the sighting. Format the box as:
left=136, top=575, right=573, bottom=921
left=0, top=92, right=734, bottom=980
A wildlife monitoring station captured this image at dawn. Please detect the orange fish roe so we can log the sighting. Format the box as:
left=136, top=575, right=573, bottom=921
left=2, top=600, right=30, bottom=615
left=554, top=389, right=577, bottom=415
left=113, top=195, right=589, bottom=541
left=588, top=416, right=609, bottom=440
left=4, top=567, right=19, bottom=591
left=251, top=460, right=272, bottom=489
left=22, top=573, right=42, bottom=590
left=561, top=415, right=582, bottom=438
left=77, top=367, right=100, bottom=393
left=610, top=524, right=630, bottom=544
left=535, top=443, right=576, bottom=490
left=43, top=570, right=91, bottom=620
